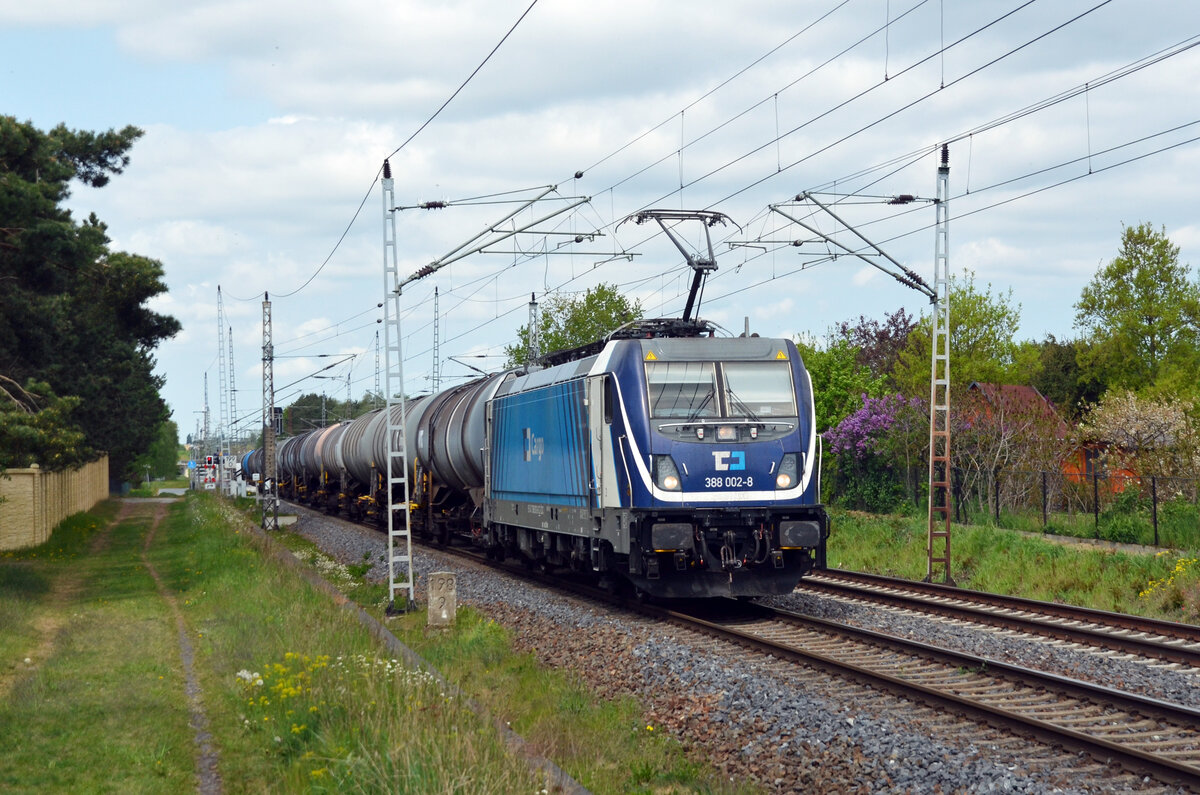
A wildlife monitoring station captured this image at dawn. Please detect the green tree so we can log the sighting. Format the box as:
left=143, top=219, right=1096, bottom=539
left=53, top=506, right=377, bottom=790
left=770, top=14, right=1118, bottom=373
left=505, top=284, right=642, bottom=367
left=1029, top=334, right=1106, bottom=421
left=131, top=419, right=182, bottom=480
left=835, top=308, right=916, bottom=392
left=0, top=378, right=90, bottom=473
left=893, top=269, right=1039, bottom=397
left=793, top=334, right=884, bottom=433
left=281, top=391, right=379, bottom=434
left=283, top=392, right=336, bottom=433
left=1074, top=223, right=1200, bottom=393
left=0, top=116, right=180, bottom=478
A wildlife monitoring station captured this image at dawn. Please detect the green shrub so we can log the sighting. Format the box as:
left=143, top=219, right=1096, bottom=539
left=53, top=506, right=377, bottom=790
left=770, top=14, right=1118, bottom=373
left=1098, top=487, right=1151, bottom=544
left=829, top=454, right=908, bottom=514
left=1159, top=497, right=1200, bottom=549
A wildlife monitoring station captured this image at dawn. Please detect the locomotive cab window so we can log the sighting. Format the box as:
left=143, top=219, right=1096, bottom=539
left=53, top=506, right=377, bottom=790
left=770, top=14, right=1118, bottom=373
left=646, top=361, right=719, bottom=419
left=603, top=376, right=614, bottom=425
left=723, top=362, right=797, bottom=417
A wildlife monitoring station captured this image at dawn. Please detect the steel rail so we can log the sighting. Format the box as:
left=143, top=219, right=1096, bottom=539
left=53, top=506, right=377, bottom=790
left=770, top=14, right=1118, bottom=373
left=801, top=569, right=1200, bottom=667
left=645, top=599, right=1200, bottom=791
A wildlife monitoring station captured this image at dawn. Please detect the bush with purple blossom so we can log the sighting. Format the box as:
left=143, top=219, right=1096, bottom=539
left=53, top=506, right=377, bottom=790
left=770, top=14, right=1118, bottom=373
left=826, top=393, right=927, bottom=512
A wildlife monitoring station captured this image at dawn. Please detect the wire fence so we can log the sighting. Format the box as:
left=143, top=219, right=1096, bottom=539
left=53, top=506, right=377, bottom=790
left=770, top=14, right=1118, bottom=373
left=949, top=468, right=1200, bottom=549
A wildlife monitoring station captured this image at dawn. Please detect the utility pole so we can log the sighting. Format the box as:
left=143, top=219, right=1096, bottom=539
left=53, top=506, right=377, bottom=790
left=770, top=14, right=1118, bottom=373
left=762, top=174, right=951, bottom=581
left=926, top=144, right=954, bottom=585
left=381, top=159, right=414, bottom=612
left=262, top=292, right=279, bottom=531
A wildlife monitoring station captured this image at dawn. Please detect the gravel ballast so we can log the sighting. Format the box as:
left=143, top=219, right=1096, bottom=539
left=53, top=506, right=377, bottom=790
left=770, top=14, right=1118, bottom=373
left=286, top=505, right=1191, bottom=794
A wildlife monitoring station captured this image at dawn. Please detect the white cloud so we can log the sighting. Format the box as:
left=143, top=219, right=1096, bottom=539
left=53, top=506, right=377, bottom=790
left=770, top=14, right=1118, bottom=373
left=851, top=266, right=877, bottom=287
left=11, top=0, right=1198, bottom=429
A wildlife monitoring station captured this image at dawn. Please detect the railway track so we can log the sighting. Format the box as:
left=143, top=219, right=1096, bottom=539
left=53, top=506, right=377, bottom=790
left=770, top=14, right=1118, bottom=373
left=648, top=598, right=1200, bottom=791
left=798, top=569, right=1200, bottom=669
left=420, top=544, right=1200, bottom=790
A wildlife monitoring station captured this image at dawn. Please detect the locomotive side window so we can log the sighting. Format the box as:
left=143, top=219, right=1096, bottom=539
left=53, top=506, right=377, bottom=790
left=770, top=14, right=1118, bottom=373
left=722, top=362, right=796, bottom=417
left=603, top=376, right=613, bottom=424
left=646, top=362, right=719, bottom=419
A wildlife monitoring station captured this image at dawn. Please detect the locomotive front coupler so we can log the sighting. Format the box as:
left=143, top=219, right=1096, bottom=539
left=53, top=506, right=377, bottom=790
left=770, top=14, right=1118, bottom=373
left=719, top=530, right=741, bottom=571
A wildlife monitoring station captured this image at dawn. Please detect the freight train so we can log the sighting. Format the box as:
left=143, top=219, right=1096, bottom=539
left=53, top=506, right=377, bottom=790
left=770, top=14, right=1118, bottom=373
left=243, top=319, right=829, bottom=598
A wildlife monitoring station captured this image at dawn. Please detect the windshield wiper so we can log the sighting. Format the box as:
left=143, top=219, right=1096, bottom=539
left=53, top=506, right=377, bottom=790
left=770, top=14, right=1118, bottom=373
left=725, top=389, right=762, bottom=424
left=684, top=390, right=715, bottom=422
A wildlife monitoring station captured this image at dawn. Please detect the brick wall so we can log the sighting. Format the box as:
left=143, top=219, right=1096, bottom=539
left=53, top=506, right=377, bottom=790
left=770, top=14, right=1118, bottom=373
left=0, top=457, right=110, bottom=550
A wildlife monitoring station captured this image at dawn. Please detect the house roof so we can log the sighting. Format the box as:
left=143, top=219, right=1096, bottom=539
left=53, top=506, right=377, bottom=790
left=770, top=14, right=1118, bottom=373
left=966, top=382, right=1070, bottom=439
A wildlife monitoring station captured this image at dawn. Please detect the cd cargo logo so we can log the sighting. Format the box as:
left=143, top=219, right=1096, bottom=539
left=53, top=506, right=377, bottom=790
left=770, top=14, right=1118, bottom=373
left=711, top=451, right=745, bottom=471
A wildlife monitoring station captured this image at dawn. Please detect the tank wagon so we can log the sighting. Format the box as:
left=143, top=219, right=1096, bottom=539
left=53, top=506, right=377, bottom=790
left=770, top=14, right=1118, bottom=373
left=257, top=322, right=828, bottom=598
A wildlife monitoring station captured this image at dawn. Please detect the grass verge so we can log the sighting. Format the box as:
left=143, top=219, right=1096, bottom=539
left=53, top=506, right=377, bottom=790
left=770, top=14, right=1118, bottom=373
left=0, top=498, right=537, bottom=793
left=150, top=495, right=542, bottom=793
left=390, top=608, right=746, bottom=794
left=2, top=494, right=757, bottom=794
left=828, top=508, right=1200, bottom=621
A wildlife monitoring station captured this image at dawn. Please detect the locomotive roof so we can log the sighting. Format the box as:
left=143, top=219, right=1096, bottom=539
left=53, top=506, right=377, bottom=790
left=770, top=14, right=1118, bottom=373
left=493, top=334, right=797, bottom=399
left=635, top=335, right=791, bottom=362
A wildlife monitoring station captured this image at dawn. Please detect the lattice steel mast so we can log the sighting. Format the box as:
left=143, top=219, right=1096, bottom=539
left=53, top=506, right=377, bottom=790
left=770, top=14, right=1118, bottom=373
left=373, top=330, right=381, bottom=409
left=760, top=156, right=952, bottom=583
left=217, top=287, right=231, bottom=492
left=432, top=286, right=441, bottom=393
left=382, top=159, right=414, bottom=612
left=228, top=325, right=237, bottom=452
left=261, top=292, right=279, bottom=531
left=202, top=373, right=210, bottom=453
left=926, top=145, right=954, bottom=585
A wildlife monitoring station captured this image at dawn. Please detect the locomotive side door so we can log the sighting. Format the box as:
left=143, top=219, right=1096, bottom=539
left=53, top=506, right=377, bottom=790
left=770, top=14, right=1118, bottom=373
left=587, top=375, right=620, bottom=509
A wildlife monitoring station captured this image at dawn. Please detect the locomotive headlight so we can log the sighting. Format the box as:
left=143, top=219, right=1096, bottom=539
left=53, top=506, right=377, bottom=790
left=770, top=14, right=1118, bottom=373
left=716, top=425, right=737, bottom=441
left=776, top=453, right=799, bottom=489
left=653, top=455, right=682, bottom=491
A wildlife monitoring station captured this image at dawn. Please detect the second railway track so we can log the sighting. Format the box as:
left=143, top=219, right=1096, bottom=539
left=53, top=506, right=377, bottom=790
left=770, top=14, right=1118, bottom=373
left=653, top=597, right=1200, bottom=791
left=797, top=569, right=1200, bottom=669
left=434, top=543, right=1200, bottom=790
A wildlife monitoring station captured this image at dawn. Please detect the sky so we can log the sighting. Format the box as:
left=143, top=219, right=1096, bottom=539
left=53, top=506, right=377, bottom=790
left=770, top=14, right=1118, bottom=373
left=2, top=0, right=1199, bottom=446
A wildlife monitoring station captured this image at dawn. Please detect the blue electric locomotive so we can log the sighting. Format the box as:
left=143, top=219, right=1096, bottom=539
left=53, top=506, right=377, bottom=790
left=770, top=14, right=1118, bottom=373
left=252, top=321, right=829, bottom=598
left=483, top=327, right=828, bottom=598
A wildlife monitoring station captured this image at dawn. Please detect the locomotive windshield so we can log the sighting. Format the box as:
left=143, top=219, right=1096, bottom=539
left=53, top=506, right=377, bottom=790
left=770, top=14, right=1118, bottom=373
left=645, top=360, right=797, bottom=419
left=646, top=362, right=720, bottom=419
left=723, top=362, right=796, bottom=417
